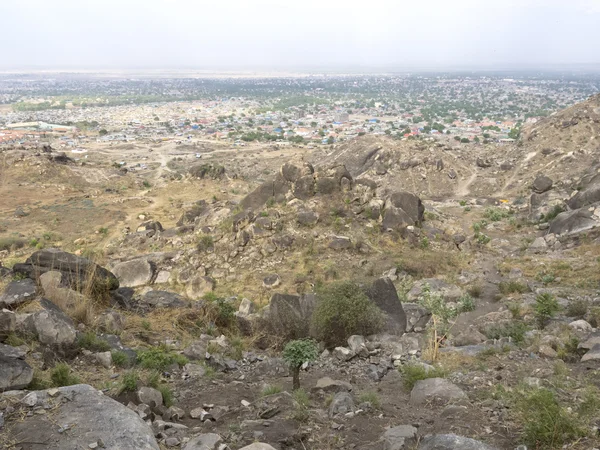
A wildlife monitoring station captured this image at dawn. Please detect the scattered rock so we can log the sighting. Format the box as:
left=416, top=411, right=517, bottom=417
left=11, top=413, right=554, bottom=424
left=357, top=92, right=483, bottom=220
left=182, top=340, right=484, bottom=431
left=137, top=386, right=163, bottom=407
left=112, top=259, right=154, bottom=287
left=410, top=378, right=467, bottom=406
left=0, top=355, right=33, bottom=390
left=0, top=279, right=37, bottom=308
left=382, top=425, right=418, bottom=450
left=328, top=391, right=355, bottom=417
left=532, top=175, right=553, bottom=194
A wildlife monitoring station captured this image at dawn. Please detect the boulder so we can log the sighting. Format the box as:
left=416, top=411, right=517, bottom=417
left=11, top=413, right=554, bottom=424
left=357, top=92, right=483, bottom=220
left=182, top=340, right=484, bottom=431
left=0, top=342, right=27, bottom=359
left=348, top=335, right=369, bottom=357
left=403, top=303, right=432, bottom=332
left=365, top=277, right=407, bottom=335
left=281, top=162, right=303, bottom=182
left=0, top=308, right=16, bottom=339
left=141, top=290, right=188, bottom=309
left=112, top=259, right=154, bottom=287
left=532, top=175, right=553, bottom=194
left=567, top=174, right=600, bottom=209
left=292, top=175, right=316, bottom=199
left=0, top=355, right=33, bottom=390
left=183, top=339, right=208, bottom=361
left=418, top=434, right=498, bottom=450
left=296, top=210, right=319, bottom=226
left=262, top=274, right=281, bottom=289
left=186, top=276, right=215, bottom=299
left=239, top=444, right=277, bottom=450
left=312, top=377, right=353, bottom=393
left=96, top=310, right=125, bottom=334
left=137, top=386, right=163, bottom=407
left=581, top=343, right=600, bottom=362
left=382, top=425, right=418, bottom=450
left=328, top=391, right=355, bottom=417
left=6, top=384, right=159, bottom=449
left=13, top=249, right=119, bottom=292
left=328, top=236, right=352, bottom=250
left=0, top=279, right=37, bottom=308
left=268, top=293, right=316, bottom=339
left=549, top=207, right=599, bottom=236
left=17, top=299, right=77, bottom=346
left=410, top=378, right=467, bottom=405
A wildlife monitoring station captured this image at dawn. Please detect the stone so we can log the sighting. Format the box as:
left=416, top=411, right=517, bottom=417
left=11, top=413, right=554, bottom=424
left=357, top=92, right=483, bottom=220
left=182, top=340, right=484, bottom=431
left=154, top=271, right=171, bottom=284
left=382, top=191, right=424, bottom=231
left=418, top=434, right=498, bottom=450
left=239, top=444, right=277, bottom=450
left=184, top=363, right=206, bottom=378
left=96, top=310, right=125, bottom=334
left=262, top=274, right=281, bottom=288
left=452, top=328, right=487, bottom=347
left=183, top=340, right=208, bottom=360
left=313, top=377, right=353, bottom=393
left=549, top=207, right=598, bottom=236
left=5, top=384, right=159, bottom=449
left=0, top=355, right=33, bottom=390
left=186, top=276, right=215, bottom=299
left=13, top=249, right=119, bottom=292
left=382, top=425, right=418, bottom=450
left=17, top=300, right=77, bottom=345
left=328, top=236, right=352, bottom=250
left=581, top=343, right=600, bottom=362
left=538, top=344, right=558, bottom=358
left=410, top=378, right=467, bottom=406
left=292, top=175, right=316, bottom=199
left=182, top=432, right=223, bottom=450
left=528, top=237, right=548, bottom=253
left=333, top=346, right=355, bottom=361
left=95, top=351, right=112, bottom=368
left=569, top=319, right=592, bottom=332
left=141, top=290, right=187, bottom=309
left=137, top=387, right=163, bottom=407
left=328, top=392, right=355, bottom=417
left=0, top=279, right=37, bottom=308
left=0, top=343, right=27, bottom=359
left=296, top=210, right=320, bottom=226
left=238, top=298, right=254, bottom=315
left=0, top=308, right=16, bottom=339
left=365, top=277, right=407, bottom=335
left=578, top=332, right=600, bottom=350
left=532, top=175, right=553, bottom=194
left=403, top=303, right=431, bottom=332
left=268, top=293, right=316, bottom=339
left=39, top=270, right=63, bottom=292
left=347, top=335, right=369, bottom=357
left=112, top=259, right=154, bottom=287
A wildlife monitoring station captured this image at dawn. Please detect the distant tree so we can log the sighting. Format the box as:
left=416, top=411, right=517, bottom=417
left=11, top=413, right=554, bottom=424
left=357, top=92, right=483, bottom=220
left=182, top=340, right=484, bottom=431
left=474, top=136, right=480, bottom=143
left=99, top=129, right=108, bottom=136
left=282, top=339, right=318, bottom=390
left=310, top=121, right=317, bottom=127
left=460, top=137, right=470, bottom=143
left=358, top=131, right=366, bottom=136
left=412, top=116, right=423, bottom=123
left=454, top=136, right=461, bottom=141
left=385, top=129, right=391, bottom=135
left=327, top=136, right=334, bottom=145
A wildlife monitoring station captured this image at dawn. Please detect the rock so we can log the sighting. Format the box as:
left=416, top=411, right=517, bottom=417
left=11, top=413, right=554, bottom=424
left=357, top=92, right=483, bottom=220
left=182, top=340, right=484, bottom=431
left=112, top=259, right=154, bottom=288
left=281, top=162, right=303, bottom=182
left=418, top=434, right=498, bottom=450
left=532, top=175, right=553, bottom=194
left=328, top=235, right=352, bottom=250
left=182, top=433, right=223, bottom=450
left=0, top=343, right=26, bottom=359
left=267, top=293, right=316, bottom=339
left=549, top=207, right=598, bottom=236
left=13, top=249, right=119, bottom=292
left=0, top=279, right=37, bottom=308
left=95, top=351, right=112, bottom=368
left=183, top=340, right=208, bottom=360
left=262, top=274, right=281, bottom=289
left=365, top=277, right=407, bottom=335
left=137, top=220, right=164, bottom=233
left=17, top=299, right=77, bottom=345
left=382, top=191, right=424, bottom=231
left=581, top=343, right=600, bottom=362
left=538, top=344, right=558, bottom=358
left=0, top=308, right=16, bottom=339
left=569, top=319, right=592, bottom=332
left=238, top=298, right=254, bottom=315
left=141, top=290, right=187, bottom=309
left=137, top=387, right=163, bottom=407
left=328, top=391, right=355, bottom=417
left=184, top=363, right=206, bottom=378
left=403, top=303, right=431, bottom=332
left=528, top=237, right=548, bottom=253
left=186, top=276, right=215, bottom=299
left=296, top=210, right=319, bottom=226
left=410, top=378, right=467, bottom=405
left=452, top=328, right=487, bottom=346
left=39, top=270, right=63, bottom=292
left=292, top=174, right=316, bottom=199
left=333, top=347, right=355, bottom=361
left=476, top=158, right=492, bottom=168
left=347, top=335, right=369, bottom=357
left=0, top=355, right=33, bottom=390
left=96, top=310, right=125, bottom=334
left=7, top=384, right=159, bottom=449
left=382, top=425, right=418, bottom=450
left=239, top=444, right=277, bottom=450
left=567, top=174, right=600, bottom=210
left=313, top=377, right=353, bottom=393
left=578, top=332, right=600, bottom=350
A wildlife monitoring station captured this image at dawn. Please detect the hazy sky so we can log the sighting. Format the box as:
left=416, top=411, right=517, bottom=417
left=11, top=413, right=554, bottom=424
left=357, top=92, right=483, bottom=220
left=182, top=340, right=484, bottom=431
left=1, top=0, right=599, bottom=70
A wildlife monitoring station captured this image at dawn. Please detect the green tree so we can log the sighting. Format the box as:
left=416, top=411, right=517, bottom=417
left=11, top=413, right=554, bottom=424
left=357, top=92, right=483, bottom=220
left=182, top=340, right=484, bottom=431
left=534, top=293, right=560, bottom=329
left=99, top=129, right=108, bottom=136
left=327, top=136, right=334, bottom=145
left=282, top=339, right=319, bottom=390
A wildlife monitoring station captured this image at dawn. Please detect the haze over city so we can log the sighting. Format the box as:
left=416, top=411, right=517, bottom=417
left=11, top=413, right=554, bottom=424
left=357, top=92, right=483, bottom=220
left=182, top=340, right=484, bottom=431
left=1, top=0, right=600, bottom=71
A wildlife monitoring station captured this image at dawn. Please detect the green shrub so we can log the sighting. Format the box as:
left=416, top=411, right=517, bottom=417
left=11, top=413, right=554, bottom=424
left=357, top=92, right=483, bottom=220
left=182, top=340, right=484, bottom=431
left=499, top=280, right=528, bottom=294
left=484, top=321, right=528, bottom=344
left=141, top=320, right=151, bottom=330
left=197, top=233, right=214, bottom=252
left=0, top=237, right=26, bottom=251
left=157, top=384, right=174, bottom=407
left=420, top=237, right=430, bottom=249
left=483, top=207, right=510, bottom=222
left=515, top=388, right=584, bottom=448
left=539, top=205, right=564, bottom=223
left=120, top=370, right=139, bottom=393
left=138, top=345, right=188, bottom=371
left=534, top=293, right=560, bottom=329
left=400, top=363, right=447, bottom=390
left=77, top=332, right=111, bottom=352
left=467, top=284, right=483, bottom=298
left=50, top=363, right=80, bottom=387
left=312, top=281, right=386, bottom=347
left=282, top=339, right=319, bottom=390
left=565, top=299, right=588, bottom=319
left=458, top=294, right=476, bottom=312
left=27, top=370, right=51, bottom=390
left=4, top=332, right=25, bottom=347
left=111, top=350, right=129, bottom=368
left=261, top=384, right=283, bottom=396
left=358, top=391, right=381, bottom=409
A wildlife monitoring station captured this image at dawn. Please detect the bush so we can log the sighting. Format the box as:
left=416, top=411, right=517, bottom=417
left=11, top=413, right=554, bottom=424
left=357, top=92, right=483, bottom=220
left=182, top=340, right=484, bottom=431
left=484, top=321, right=528, bottom=344
left=358, top=391, right=381, bottom=409
left=312, top=281, right=385, bottom=347
left=0, top=237, right=26, bottom=252
left=283, top=339, right=319, bottom=390
left=515, top=388, right=584, bottom=448
left=111, top=350, right=129, bottom=368
left=197, top=234, right=214, bottom=252
left=157, top=384, right=174, bottom=407
left=138, top=345, right=188, bottom=371
left=261, top=384, right=283, bottom=396
left=120, top=370, right=139, bottom=393
left=565, top=299, right=588, bottom=319
left=483, top=207, right=511, bottom=222
left=534, top=293, right=560, bottom=329
left=400, top=363, right=447, bottom=390
left=51, top=363, right=80, bottom=387
left=499, top=280, right=528, bottom=295
left=77, top=332, right=110, bottom=352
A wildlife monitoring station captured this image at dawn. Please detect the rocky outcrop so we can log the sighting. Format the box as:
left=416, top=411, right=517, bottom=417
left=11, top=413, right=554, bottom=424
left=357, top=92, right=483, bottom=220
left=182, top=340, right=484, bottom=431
left=0, top=278, right=37, bottom=308
left=0, top=353, right=33, bottom=391
left=112, top=259, right=155, bottom=287
left=382, top=191, right=424, bottom=231
left=365, top=277, right=407, bottom=335
left=267, top=293, right=316, bottom=339
left=548, top=205, right=599, bottom=236
left=16, top=298, right=77, bottom=346
left=532, top=175, right=553, bottom=194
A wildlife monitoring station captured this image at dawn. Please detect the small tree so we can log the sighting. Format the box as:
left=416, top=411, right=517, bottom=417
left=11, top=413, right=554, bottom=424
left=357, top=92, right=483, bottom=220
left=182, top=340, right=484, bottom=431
left=282, top=339, right=318, bottom=390
left=534, top=293, right=560, bottom=329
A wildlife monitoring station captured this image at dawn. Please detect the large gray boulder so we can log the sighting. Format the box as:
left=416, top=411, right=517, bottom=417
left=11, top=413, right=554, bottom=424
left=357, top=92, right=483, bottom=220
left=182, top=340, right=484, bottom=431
left=186, top=275, right=215, bottom=299
left=548, top=206, right=599, bottom=236
left=183, top=433, right=223, bottom=450
left=410, top=378, right=467, bottom=405
left=239, top=444, right=278, bottom=450
left=268, top=293, right=316, bottom=339
left=532, top=175, right=553, bottom=194
left=0, top=354, right=33, bottom=390
left=382, top=191, right=424, bottom=231
left=328, top=391, right=355, bottom=417
left=568, top=173, right=600, bottom=209
left=112, top=259, right=154, bottom=287
left=13, top=249, right=119, bottom=292
left=418, top=434, right=498, bottom=449
left=365, top=277, right=407, bottom=335
left=5, top=384, right=159, bottom=449
left=0, top=308, right=16, bottom=339
left=17, top=299, right=77, bottom=346
left=0, top=278, right=37, bottom=308
left=141, top=290, right=188, bottom=309
left=382, top=425, right=418, bottom=450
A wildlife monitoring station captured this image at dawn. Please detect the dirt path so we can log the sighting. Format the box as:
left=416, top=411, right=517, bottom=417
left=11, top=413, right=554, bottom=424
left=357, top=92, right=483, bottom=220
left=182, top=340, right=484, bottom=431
left=456, top=171, right=478, bottom=198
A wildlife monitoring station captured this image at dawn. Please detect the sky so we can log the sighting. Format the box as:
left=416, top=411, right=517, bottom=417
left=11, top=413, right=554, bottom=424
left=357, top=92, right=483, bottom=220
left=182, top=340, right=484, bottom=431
left=1, top=0, right=599, bottom=71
